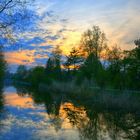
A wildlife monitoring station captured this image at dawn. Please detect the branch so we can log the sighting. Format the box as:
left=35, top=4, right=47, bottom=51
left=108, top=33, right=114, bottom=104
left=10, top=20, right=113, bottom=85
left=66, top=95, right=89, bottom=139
left=0, top=0, right=13, bottom=14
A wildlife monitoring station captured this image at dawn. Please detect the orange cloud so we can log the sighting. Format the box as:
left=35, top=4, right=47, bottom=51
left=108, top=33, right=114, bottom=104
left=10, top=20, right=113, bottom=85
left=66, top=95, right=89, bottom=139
left=5, top=50, right=35, bottom=65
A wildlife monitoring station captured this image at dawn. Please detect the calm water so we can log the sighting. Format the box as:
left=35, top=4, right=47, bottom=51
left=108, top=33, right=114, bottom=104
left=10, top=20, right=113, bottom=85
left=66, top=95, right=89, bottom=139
left=0, top=86, right=140, bottom=140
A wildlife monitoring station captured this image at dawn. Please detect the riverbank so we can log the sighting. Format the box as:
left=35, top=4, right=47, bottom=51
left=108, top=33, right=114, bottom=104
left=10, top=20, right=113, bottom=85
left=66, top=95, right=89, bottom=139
left=39, top=81, right=140, bottom=95
left=12, top=80, right=140, bottom=113
left=38, top=81, right=140, bottom=113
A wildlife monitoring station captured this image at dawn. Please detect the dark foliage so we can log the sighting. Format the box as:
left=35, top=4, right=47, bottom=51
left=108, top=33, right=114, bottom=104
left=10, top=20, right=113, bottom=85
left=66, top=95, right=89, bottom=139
left=13, top=26, right=140, bottom=91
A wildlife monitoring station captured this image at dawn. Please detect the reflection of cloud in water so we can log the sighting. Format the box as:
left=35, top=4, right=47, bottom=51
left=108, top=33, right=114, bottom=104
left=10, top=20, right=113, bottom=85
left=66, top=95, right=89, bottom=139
left=4, top=86, right=43, bottom=109
left=1, top=86, right=139, bottom=140
left=1, top=87, right=80, bottom=140
left=5, top=93, right=34, bottom=109
left=0, top=105, right=80, bottom=140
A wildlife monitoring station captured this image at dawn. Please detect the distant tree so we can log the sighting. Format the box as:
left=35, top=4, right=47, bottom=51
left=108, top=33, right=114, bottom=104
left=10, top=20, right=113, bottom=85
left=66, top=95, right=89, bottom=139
left=124, top=39, right=140, bottom=89
left=134, top=39, right=140, bottom=47
left=80, top=25, right=107, bottom=59
left=105, top=40, right=140, bottom=90
left=46, top=58, right=54, bottom=74
left=64, top=47, right=84, bottom=71
left=106, top=46, right=123, bottom=88
left=27, top=66, right=46, bottom=86
left=46, top=46, right=62, bottom=80
left=79, top=53, right=105, bottom=87
left=51, top=46, right=62, bottom=61
left=134, top=39, right=140, bottom=59
left=0, top=46, right=6, bottom=86
left=15, top=65, right=27, bottom=80
left=107, top=45, right=122, bottom=66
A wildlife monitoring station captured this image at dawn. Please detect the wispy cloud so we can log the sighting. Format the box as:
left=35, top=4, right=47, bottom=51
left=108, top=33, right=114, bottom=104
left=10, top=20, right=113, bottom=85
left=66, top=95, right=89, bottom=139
left=4, top=0, right=140, bottom=69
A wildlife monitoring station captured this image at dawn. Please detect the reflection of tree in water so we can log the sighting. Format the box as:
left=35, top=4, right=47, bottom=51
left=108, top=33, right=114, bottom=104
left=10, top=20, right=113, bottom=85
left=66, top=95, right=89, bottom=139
left=62, top=100, right=140, bottom=140
left=62, top=103, right=88, bottom=127
left=15, top=85, right=63, bottom=131
left=0, top=78, right=4, bottom=117
left=0, top=89, right=4, bottom=115
left=0, top=46, right=5, bottom=116
left=32, top=90, right=64, bottom=132
left=62, top=103, right=99, bottom=140
left=108, top=113, right=140, bottom=140
left=13, top=86, right=140, bottom=139
left=81, top=111, right=140, bottom=140
left=0, top=94, right=4, bottom=133
left=43, top=93, right=63, bottom=132
left=14, top=84, right=29, bottom=96
left=15, top=85, right=62, bottom=116
left=0, top=82, right=4, bottom=133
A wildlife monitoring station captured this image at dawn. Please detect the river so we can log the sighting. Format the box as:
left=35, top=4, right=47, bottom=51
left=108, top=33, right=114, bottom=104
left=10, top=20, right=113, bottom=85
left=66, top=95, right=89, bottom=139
left=0, top=85, right=139, bottom=140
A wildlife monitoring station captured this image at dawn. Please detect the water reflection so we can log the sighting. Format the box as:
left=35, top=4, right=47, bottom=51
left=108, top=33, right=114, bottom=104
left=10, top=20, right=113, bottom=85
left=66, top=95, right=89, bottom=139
left=0, top=85, right=140, bottom=140
left=5, top=92, right=34, bottom=109
left=0, top=83, right=4, bottom=114
left=0, top=91, right=4, bottom=114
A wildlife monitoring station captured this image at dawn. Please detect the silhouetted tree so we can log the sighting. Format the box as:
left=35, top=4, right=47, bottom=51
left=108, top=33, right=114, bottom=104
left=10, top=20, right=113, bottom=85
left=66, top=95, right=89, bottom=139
left=124, top=39, right=140, bottom=89
left=77, top=26, right=107, bottom=87
left=106, top=46, right=123, bottom=88
left=15, top=65, right=27, bottom=80
left=80, top=25, right=107, bottom=59
left=46, top=46, right=62, bottom=80
left=0, top=46, right=6, bottom=86
left=27, top=66, right=46, bottom=86
left=64, top=47, right=84, bottom=71
left=79, top=53, right=105, bottom=87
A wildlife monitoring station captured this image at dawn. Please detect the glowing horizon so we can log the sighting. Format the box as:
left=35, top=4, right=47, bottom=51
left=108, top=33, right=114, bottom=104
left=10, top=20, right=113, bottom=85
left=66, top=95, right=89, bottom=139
left=4, top=0, right=140, bottom=70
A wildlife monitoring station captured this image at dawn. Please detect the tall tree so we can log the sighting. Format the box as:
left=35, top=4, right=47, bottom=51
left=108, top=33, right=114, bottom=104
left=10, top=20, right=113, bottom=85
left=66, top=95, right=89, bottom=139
left=134, top=39, right=140, bottom=59
left=46, top=46, right=62, bottom=80
left=106, top=46, right=123, bottom=88
left=125, top=39, right=140, bottom=89
left=79, top=52, right=105, bottom=87
left=64, top=47, right=84, bottom=71
left=80, top=25, right=107, bottom=59
left=78, top=26, right=107, bottom=86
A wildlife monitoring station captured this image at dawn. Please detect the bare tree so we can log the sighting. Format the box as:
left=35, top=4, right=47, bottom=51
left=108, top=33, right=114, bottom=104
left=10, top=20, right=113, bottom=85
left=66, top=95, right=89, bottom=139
left=0, top=0, right=35, bottom=39
left=0, top=0, right=35, bottom=84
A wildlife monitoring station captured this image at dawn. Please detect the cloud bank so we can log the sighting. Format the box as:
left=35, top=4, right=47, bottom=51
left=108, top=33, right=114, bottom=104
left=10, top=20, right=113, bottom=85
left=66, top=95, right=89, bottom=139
left=4, top=0, right=140, bottom=71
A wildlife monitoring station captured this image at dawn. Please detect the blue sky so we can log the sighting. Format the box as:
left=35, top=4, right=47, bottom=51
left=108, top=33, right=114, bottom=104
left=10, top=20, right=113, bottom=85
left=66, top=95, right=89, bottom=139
left=4, top=0, right=140, bottom=72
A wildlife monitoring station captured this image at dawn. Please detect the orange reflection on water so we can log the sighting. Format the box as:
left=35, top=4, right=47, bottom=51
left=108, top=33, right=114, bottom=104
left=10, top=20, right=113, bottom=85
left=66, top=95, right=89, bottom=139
left=5, top=93, right=34, bottom=109
left=59, top=102, right=89, bottom=129
left=60, top=102, right=86, bottom=117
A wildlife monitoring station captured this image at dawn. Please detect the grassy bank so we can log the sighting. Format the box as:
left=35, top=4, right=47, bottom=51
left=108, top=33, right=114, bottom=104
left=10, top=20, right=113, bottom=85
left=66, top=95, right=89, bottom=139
left=38, top=81, right=140, bottom=113
left=39, top=81, right=140, bottom=96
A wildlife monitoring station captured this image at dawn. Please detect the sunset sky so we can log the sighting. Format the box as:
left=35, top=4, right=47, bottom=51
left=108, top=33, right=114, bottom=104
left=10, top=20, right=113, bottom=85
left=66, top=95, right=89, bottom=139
left=4, top=0, right=140, bottom=72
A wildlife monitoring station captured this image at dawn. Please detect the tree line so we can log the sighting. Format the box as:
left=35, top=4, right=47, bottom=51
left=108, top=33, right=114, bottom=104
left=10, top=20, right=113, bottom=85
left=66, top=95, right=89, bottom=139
left=14, top=26, right=140, bottom=90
